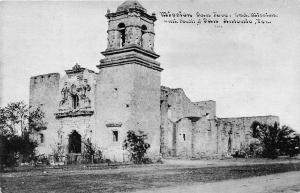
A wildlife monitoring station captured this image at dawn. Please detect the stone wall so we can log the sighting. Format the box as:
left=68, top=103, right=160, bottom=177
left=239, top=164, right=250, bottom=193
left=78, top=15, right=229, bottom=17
left=57, top=115, right=95, bottom=154
left=131, top=64, right=161, bottom=159
left=95, top=63, right=161, bottom=162
left=160, top=86, right=280, bottom=159
left=95, top=64, right=135, bottom=162
left=54, top=68, right=97, bottom=155
left=192, top=118, right=218, bottom=158
left=160, top=86, right=216, bottom=157
left=216, top=116, right=279, bottom=156
left=194, top=100, right=216, bottom=119
left=29, top=73, right=60, bottom=154
left=175, top=118, right=193, bottom=157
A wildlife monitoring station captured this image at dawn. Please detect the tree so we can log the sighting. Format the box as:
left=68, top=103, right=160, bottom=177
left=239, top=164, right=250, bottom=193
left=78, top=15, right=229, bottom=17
left=123, top=130, right=150, bottom=164
left=277, top=126, right=300, bottom=157
left=251, top=121, right=299, bottom=158
left=0, top=101, right=46, bottom=136
left=0, top=102, right=28, bottom=136
left=0, top=101, right=46, bottom=168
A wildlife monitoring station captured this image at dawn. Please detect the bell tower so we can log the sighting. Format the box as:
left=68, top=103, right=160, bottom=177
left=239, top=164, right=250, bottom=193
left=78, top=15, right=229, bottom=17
left=95, top=0, right=163, bottom=162
left=105, top=0, right=155, bottom=52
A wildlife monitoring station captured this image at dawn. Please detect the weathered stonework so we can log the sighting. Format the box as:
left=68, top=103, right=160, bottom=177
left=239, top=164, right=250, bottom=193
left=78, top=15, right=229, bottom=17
left=30, top=73, right=60, bottom=154
left=160, top=86, right=279, bottom=158
left=29, top=0, right=280, bottom=162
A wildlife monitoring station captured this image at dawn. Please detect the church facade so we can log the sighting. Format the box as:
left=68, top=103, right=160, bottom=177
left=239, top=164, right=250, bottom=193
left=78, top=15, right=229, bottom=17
left=29, top=0, right=279, bottom=162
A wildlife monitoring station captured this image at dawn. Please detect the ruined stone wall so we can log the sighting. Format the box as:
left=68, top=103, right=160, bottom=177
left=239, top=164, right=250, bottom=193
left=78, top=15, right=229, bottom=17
left=160, top=86, right=279, bottom=159
left=160, top=86, right=206, bottom=157
left=216, top=116, right=280, bottom=156
left=175, top=118, right=193, bottom=157
left=192, top=118, right=218, bottom=158
left=194, top=100, right=216, bottom=119
left=160, top=86, right=203, bottom=122
left=29, top=73, right=60, bottom=154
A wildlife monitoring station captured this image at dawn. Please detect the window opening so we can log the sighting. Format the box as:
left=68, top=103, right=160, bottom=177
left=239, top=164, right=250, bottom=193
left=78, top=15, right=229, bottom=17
left=118, top=23, right=126, bottom=48
left=72, top=94, right=79, bottom=109
left=113, top=131, right=118, bottom=142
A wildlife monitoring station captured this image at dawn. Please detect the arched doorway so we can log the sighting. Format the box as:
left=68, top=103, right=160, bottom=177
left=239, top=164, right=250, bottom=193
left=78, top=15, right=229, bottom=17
left=68, top=130, right=81, bottom=153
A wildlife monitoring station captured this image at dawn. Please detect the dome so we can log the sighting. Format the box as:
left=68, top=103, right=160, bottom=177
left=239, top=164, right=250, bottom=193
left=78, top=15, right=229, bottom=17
left=116, top=0, right=147, bottom=13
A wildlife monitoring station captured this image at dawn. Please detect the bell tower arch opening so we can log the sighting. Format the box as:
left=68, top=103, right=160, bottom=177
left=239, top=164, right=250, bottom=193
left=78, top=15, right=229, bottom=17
left=118, top=23, right=126, bottom=48
left=141, top=25, right=147, bottom=48
left=104, top=0, right=156, bottom=52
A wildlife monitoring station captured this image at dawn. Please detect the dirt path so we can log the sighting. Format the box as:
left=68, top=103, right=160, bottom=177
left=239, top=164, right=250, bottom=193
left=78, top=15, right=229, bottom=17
left=133, top=171, right=300, bottom=193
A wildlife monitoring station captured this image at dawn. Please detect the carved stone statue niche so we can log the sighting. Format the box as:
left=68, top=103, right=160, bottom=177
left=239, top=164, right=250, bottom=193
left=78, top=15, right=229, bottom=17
left=59, top=79, right=92, bottom=111
left=59, top=82, right=71, bottom=110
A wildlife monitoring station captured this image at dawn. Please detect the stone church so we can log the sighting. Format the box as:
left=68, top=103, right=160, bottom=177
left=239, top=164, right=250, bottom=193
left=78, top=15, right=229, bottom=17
left=29, top=0, right=279, bottom=162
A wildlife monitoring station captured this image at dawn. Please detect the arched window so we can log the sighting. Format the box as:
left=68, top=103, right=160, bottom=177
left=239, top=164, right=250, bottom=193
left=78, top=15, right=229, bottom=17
left=118, top=23, right=126, bottom=48
left=141, top=25, right=147, bottom=47
left=72, top=94, right=79, bottom=109
left=68, top=130, right=81, bottom=153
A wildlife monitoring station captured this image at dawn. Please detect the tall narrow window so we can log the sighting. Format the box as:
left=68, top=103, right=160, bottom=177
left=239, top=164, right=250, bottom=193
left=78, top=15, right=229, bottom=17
left=113, top=131, right=118, bottom=142
left=141, top=25, right=147, bottom=47
left=118, top=23, right=126, bottom=48
left=72, top=94, right=79, bottom=109
left=228, top=137, right=232, bottom=153
left=183, top=134, right=186, bottom=141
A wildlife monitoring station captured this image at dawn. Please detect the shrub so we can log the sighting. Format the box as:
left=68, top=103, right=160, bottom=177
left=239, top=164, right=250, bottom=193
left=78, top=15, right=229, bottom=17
left=82, top=139, right=95, bottom=163
left=251, top=121, right=299, bottom=158
left=51, top=142, right=65, bottom=162
left=232, top=142, right=264, bottom=158
left=0, top=101, right=45, bottom=168
left=123, top=130, right=151, bottom=164
left=82, top=139, right=103, bottom=164
left=1, top=133, right=38, bottom=167
left=248, top=141, right=263, bottom=157
left=232, top=144, right=248, bottom=158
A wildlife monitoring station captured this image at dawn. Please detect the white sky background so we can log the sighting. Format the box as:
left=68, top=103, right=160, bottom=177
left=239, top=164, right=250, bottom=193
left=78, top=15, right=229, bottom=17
left=0, top=0, right=299, bottom=132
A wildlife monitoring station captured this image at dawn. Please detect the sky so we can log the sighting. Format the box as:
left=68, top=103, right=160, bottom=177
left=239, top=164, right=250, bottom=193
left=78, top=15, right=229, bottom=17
left=0, top=0, right=299, bottom=132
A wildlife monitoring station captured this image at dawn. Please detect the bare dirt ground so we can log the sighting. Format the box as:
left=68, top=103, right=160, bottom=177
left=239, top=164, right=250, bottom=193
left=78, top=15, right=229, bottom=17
left=1, top=158, right=300, bottom=193
left=134, top=171, right=300, bottom=193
